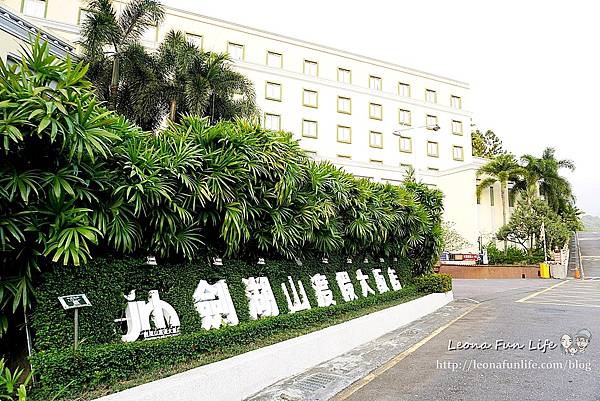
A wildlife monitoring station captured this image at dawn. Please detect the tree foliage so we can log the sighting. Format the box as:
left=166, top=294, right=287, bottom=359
left=441, top=221, right=471, bottom=252
left=471, top=129, right=505, bottom=158
left=0, top=40, right=443, bottom=336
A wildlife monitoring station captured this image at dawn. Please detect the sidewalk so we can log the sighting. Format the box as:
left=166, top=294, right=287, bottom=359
left=246, top=299, right=478, bottom=401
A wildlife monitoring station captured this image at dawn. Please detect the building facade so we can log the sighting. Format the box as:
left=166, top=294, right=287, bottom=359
left=0, top=0, right=509, bottom=253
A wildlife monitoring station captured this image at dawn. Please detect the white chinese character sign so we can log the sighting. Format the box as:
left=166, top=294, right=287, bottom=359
left=282, top=276, right=311, bottom=313
left=117, top=290, right=180, bottom=342
left=372, top=269, right=390, bottom=294
left=311, top=274, right=336, bottom=307
left=336, top=271, right=358, bottom=302
left=193, top=280, right=239, bottom=330
left=388, top=268, right=402, bottom=291
left=356, top=269, right=375, bottom=297
left=243, top=276, right=279, bottom=319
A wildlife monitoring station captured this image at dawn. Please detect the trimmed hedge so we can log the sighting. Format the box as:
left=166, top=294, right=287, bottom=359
left=29, top=255, right=450, bottom=398
left=413, top=273, right=452, bottom=294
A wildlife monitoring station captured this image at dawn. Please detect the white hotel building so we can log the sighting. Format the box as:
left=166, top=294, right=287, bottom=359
left=0, top=1, right=508, bottom=252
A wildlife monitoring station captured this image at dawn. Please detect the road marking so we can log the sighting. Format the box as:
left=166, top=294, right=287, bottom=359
left=520, top=301, right=600, bottom=308
left=330, top=303, right=480, bottom=401
left=516, top=280, right=568, bottom=303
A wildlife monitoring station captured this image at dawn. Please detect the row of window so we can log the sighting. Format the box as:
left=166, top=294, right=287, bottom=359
left=264, top=114, right=464, bottom=160
left=266, top=84, right=464, bottom=134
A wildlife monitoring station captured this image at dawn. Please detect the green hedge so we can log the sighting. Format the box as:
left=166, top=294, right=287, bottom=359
left=30, top=255, right=445, bottom=398
left=486, top=244, right=545, bottom=265
left=414, top=273, right=452, bottom=294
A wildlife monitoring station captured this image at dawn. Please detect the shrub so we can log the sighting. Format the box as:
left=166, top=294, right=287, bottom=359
left=486, top=244, right=544, bottom=265
left=413, top=273, right=452, bottom=294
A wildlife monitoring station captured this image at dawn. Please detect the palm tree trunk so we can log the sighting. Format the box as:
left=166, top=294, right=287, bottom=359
left=109, top=56, right=120, bottom=110
left=169, top=99, right=177, bottom=122
left=501, top=180, right=508, bottom=250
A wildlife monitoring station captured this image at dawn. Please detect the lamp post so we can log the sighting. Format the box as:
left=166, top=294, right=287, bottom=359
left=392, top=124, right=440, bottom=136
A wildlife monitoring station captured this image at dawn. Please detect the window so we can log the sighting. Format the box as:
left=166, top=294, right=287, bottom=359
left=369, top=75, right=382, bottom=91
left=509, top=190, right=515, bottom=207
left=22, top=0, right=45, bottom=18
left=398, top=109, right=411, bottom=126
left=302, top=89, right=318, bottom=108
left=426, top=115, right=438, bottom=129
left=428, top=167, right=440, bottom=172
left=453, top=145, right=464, bottom=161
left=228, top=42, right=244, bottom=60
left=141, top=25, right=157, bottom=43
left=427, top=141, right=439, bottom=157
left=369, top=159, right=383, bottom=164
left=452, top=120, right=463, bottom=135
left=186, top=33, right=203, bottom=48
left=337, top=154, right=352, bottom=159
left=451, top=95, right=462, bottom=109
left=305, top=150, right=317, bottom=156
left=265, top=82, right=282, bottom=101
left=264, top=113, right=281, bottom=131
left=337, top=68, right=351, bottom=84
left=337, top=96, right=351, bottom=114
left=476, top=179, right=481, bottom=204
left=400, top=163, right=412, bottom=168
left=398, top=82, right=411, bottom=97
left=78, top=8, right=91, bottom=25
left=399, top=136, right=412, bottom=153
left=490, top=187, right=495, bottom=206
left=266, top=51, right=282, bottom=68
left=304, top=60, right=318, bottom=76
left=337, top=125, right=352, bottom=143
left=302, top=119, right=318, bottom=138
left=369, top=131, right=383, bottom=148
left=369, top=103, right=383, bottom=120
left=425, top=89, right=437, bottom=103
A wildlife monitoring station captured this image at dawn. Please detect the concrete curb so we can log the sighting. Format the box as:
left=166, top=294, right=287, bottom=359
left=95, top=291, right=453, bottom=401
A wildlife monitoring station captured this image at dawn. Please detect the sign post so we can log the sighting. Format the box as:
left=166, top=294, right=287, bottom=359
left=58, top=294, right=91, bottom=351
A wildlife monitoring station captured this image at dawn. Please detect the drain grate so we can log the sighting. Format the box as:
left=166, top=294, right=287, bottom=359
left=295, top=373, right=338, bottom=393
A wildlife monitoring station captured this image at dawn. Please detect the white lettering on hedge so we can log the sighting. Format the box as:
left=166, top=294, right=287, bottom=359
left=356, top=269, right=375, bottom=297
left=311, top=274, right=336, bottom=307
left=193, top=280, right=239, bottom=330
left=388, top=268, right=402, bottom=291
left=243, top=276, right=279, bottom=319
left=281, top=276, right=311, bottom=313
left=117, top=290, right=180, bottom=342
left=372, top=269, right=389, bottom=294
left=335, top=271, right=358, bottom=302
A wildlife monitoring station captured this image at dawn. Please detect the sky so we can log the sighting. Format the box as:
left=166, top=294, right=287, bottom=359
left=165, top=0, right=600, bottom=216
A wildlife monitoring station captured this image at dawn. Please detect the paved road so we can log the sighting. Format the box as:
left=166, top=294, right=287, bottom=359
left=337, top=279, right=600, bottom=401
left=577, top=231, right=600, bottom=278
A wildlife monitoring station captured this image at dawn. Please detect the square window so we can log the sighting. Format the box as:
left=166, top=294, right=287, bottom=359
left=398, top=82, right=411, bottom=97
left=399, top=136, right=412, bottom=153
left=426, top=115, right=438, bottom=130
left=303, top=89, right=318, bottom=108
left=302, top=119, right=318, bottom=138
left=338, top=68, right=351, bottom=84
left=337, top=125, right=352, bottom=143
left=369, top=131, right=383, bottom=148
left=266, top=51, right=282, bottom=68
left=369, top=75, right=382, bottom=91
left=425, top=89, right=437, bottom=103
left=228, top=42, right=244, bottom=60
left=264, top=113, right=281, bottom=131
left=398, top=109, right=411, bottom=126
left=451, top=95, right=462, bottom=109
left=453, top=145, right=464, bottom=161
left=369, top=103, right=383, bottom=120
left=265, top=82, right=282, bottom=101
left=337, top=96, right=351, bottom=114
left=427, top=141, right=439, bottom=157
left=369, top=159, right=383, bottom=164
left=22, top=0, right=45, bottom=18
left=304, top=60, right=318, bottom=76
left=186, top=33, right=203, bottom=48
left=452, top=120, right=463, bottom=135
left=337, top=154, right=352, bottom=159
left=428, top=167, right=440, bottom=172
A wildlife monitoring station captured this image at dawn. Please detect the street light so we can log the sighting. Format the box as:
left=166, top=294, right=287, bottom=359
left=392, top=124, right=440, bottom=136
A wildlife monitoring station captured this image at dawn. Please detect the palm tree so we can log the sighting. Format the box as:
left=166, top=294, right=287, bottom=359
left=79, top=0, right=165, bottom=110
left=476, top=154, right=523, bottom=230
left=519, top=148, right=575, bottom=214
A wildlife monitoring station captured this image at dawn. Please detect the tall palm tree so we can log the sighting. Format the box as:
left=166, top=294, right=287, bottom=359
left=79, top=0, right=164, bottom=110
left=476, top=154, right=523, bottom=230
left=519, top=147, right=575, bottom=214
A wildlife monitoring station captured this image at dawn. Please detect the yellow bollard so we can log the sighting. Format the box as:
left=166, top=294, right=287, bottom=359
left=575, top=267, right=581, bottom=279
left=539, top=263, right=550, bottom=279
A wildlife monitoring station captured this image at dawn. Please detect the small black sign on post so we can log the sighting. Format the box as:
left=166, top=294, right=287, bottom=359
left=58, top=294, right=91, bottom=351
